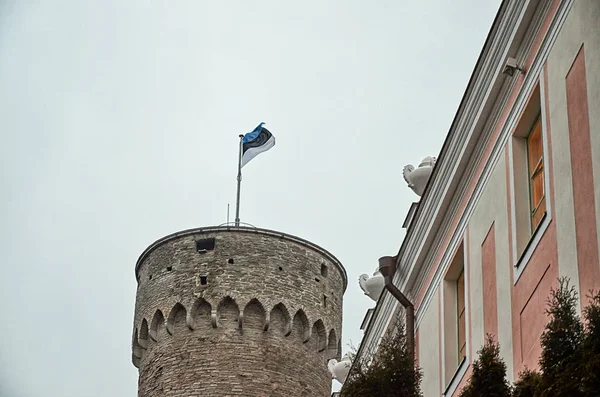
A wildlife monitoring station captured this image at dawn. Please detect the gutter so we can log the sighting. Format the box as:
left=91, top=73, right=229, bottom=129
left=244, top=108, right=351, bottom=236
left=378, top=256, right=415, bottom=363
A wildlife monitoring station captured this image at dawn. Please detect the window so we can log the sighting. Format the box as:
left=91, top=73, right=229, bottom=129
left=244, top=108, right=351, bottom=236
left=510, top=85, right=549, bottom=265
left=443, top=243, right=467, bottom=387
left=196, top=238, right=215, bottom=253
left=527, top=117, right=546, bottom=230
left=320, top=263, right=328, bottom=277
left=457, top=270, right=466, bottom=363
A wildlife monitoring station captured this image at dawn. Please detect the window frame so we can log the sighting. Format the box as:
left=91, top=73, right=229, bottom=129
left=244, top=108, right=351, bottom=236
left=526, top=116, right=546, bottom=231
left=508, top=79, right=553, bottom=283
left=456, top=270, right=466, bottom=364
left=441, top=241, right=470, bottom=395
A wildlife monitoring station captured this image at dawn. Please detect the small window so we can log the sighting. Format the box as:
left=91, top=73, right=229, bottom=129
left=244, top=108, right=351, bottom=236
left=149, top=274, right=152, bottom=280
left=166, top=266, right=172, bottom=271
left=228, top=258, right=234, bottom=264
left=278, top=266, right=283, bottom=271
left=320, top=263, right=328, bottom=277
left=200, top=276, right=207, bottom=285
left=323, top=295, right=327, bottom=308
left=196, top=238, right=216, bottom=253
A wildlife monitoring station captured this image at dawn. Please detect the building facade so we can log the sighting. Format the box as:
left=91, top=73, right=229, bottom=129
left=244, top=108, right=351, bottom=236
left=351, top=1, right=600, bottom=396
left=131, top=226, right=346, bottom=396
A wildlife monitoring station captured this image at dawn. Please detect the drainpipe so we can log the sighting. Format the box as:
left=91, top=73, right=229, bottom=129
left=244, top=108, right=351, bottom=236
left=378, top=256, right=415, bottom=364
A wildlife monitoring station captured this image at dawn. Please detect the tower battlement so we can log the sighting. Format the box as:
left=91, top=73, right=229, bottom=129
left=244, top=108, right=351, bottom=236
left=132, top=226, right=346, bottom=396
left=132, top=296, right=340, bottom=365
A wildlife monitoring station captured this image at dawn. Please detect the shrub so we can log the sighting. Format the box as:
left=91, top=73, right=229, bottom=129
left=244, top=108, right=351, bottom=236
left=341, top=321, right=422, bottom=397
left=581, top=290, right=600, bottom=395
left=458, top=334, right=511, bottom=397
left=538, top=278, right=584, bottom=397
left=512, top=368, right=541, bottom=397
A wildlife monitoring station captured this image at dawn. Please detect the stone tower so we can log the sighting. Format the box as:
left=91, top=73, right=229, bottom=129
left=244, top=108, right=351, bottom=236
left=131, top=226, right=346, bottom=396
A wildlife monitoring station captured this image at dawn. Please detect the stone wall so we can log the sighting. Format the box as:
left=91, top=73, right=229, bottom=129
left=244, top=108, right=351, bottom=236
left=132, top=227, right=346, bottom=396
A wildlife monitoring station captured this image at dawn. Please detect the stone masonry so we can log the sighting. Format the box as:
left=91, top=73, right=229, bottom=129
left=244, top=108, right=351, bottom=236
left=132, top=226, right=347, bottom=396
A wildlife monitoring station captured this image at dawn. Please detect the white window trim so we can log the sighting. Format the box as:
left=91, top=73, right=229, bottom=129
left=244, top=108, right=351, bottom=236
left=508, top=74, right=553, bottom=283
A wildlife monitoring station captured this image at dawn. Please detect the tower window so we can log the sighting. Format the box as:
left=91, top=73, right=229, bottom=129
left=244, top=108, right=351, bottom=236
left=228, top=258, right=234, bottom=264
left=323, top=295, right=327, bottom=308
left=196, top=238, right=216, bottom=253
left=166, top=266, right=172, bottom=271
left=200, top=276, right=207, bottom=285
left=320, top=263, right=328, bottom=277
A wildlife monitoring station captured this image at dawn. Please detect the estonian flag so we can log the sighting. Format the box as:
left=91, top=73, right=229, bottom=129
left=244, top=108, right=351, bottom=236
left=241, top=122, right=275, bottom=168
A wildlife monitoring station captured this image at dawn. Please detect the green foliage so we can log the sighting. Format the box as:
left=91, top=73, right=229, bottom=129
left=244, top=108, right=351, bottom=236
left=581, top=290, right=600, bottom=395
left=457, top=278, right=600, bottom=397
left=458, top=334, right=511, bottom=397
left=344, top=278, right=600, bottom=396
left=341, top=321, right=422, bottom=397
left=538, top=278, right=584, bottom=397
left=512, top=368, right=541, bottom=397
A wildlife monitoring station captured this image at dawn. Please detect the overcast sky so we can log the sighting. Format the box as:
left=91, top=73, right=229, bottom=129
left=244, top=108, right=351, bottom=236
left=0, top=1, right=500, bottom=395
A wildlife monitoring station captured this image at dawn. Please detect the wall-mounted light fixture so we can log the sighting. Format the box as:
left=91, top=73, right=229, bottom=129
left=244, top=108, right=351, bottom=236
left=502, top=57, right=524, bottom=77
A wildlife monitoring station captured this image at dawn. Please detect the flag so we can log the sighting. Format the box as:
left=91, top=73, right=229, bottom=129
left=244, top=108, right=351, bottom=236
left=241, top=122, right=275, bottom=167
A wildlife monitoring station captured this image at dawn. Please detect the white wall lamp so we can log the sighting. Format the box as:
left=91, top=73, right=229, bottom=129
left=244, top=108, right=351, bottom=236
left=502, top=57, right=524, bottom=77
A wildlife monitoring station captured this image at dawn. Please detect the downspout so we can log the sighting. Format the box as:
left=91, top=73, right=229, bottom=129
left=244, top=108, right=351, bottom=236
left=378, top=256, right=415, bottom=364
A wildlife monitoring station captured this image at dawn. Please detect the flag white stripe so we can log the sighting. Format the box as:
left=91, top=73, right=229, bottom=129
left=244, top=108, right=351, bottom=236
left=241, top=135, right=275, bottom=168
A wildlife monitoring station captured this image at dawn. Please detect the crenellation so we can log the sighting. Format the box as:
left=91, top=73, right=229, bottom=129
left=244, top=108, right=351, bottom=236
left=134, top=298, right=338, bottom=360
left=326, top=329, right=339, bottom=361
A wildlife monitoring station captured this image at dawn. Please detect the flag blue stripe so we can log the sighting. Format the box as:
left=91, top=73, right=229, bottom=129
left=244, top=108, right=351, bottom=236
left=242, top=122, right=265, bottom=144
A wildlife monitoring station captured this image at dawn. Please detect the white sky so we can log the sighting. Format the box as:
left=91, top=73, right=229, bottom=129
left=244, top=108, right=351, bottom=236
left=0, top=1, right=500, bottom=395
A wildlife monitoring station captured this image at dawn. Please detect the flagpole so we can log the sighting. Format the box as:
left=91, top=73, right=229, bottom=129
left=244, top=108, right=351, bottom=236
left=235, top=134, right=244, bottom=227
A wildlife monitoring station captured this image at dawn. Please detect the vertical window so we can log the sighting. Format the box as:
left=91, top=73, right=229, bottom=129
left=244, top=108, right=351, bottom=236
left=527, top=117, right=546, bottom=230
left=443, top=243, right=467, bottom=387
left=457, top=270, right=466, bottom=363
left=320, top=263, right=328, bottom=277
left=511, top=84, right=550, bottom=264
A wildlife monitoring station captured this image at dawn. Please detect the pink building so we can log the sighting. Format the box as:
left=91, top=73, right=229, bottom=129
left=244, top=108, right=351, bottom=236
left=350, top=0, right=600, bottom=395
